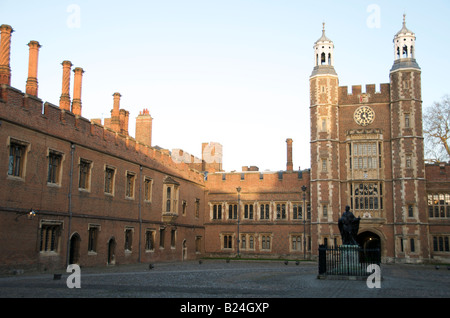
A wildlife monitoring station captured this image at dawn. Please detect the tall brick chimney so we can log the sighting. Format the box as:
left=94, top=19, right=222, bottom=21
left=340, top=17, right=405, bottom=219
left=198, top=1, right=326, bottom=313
left=25, top=41, right=41, bottom=96
left=110, top=92, right=121, bottom=132
left=119, top=109, right=129, bottom=135
left=71, top=67, right=84, bottom=116
left=0, top=24, right=14, bottom=85
left=59, top=60, right=72, bottom=110
left=286, top=138, right=293, bottom=171
left=135, top=108, right=152, bottom=146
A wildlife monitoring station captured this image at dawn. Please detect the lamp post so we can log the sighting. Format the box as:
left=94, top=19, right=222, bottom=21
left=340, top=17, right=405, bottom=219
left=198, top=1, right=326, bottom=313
left=236, top=186, right=241, bottom=258
left=301, top=185, right=307, bottom=260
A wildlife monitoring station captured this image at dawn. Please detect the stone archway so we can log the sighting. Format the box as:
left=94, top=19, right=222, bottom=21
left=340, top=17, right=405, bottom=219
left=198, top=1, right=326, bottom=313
left=357, top=230, right=382, bottom=263
left=357, top=231, right=381, bottom=250
left=69, top=233, right=81, bottom=265
left=107, top=237, right=116, bottom=265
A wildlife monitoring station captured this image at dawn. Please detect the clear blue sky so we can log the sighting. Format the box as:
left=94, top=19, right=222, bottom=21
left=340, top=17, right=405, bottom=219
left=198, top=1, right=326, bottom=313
left=1, top=0, right=449, bottom=171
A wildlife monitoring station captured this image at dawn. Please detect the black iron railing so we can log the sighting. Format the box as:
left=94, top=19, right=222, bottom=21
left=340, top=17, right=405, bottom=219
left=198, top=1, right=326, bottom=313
left=318, top=245, right=381, bottom=276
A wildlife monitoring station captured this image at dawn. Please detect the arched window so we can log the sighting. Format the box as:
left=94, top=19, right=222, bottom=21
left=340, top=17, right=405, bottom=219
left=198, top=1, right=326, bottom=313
left=166, top=187, right=171, bottom=212
left=396, top=47, right=400, bottom=59
left=328, top=53, right=332, bottom=65
left=402, top=45, right=408, bottom=58
left=410, top=45, right=414, bottom=58
left=321, top=52, right=326, bottom=65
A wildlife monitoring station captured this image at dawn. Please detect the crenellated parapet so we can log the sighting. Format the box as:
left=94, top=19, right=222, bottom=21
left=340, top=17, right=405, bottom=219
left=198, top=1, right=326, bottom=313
left=338, top=83, right=390, bottom=105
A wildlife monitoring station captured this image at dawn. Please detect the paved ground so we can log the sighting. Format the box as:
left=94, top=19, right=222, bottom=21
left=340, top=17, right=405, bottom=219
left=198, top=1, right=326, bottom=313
left=0, top=260, right=449, bottom=300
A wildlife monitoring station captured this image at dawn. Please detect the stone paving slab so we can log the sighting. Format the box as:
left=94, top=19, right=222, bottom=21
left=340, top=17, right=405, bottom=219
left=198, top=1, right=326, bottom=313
left=0, top=260, right=449, bottom=299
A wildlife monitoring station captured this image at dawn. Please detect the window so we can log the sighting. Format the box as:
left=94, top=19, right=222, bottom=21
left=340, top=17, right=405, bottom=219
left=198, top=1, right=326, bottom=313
left=321, top=158, right=327, bottom=172
left=241, top=234, right=246, bottom=249
left=428, top=193, right=450, bottom=218
left=410, top=238, right=415, bottom=253
left=228, top=204, right=237, bottom=219
left=404, top=113, right=410, bottom=128
left=159, top=228, right=165, bottom=248
left=163, top=177, right=180, bottom=213
left=276, top=203, right=286, bottom=219
left=8, top=139, right=28, bottom=178
left=104, top=166, right=115, bottom=194
left=223, top=234, right=233, bottom=249
left=145, top=230, right=155, bottom=251
left=47, top=151, right=62, bottom=184
left=293, top=204, right=302, bottom=219
left=433, top=236, right=450, bottom=252
left=350, top=142, right=380, bottom=170
left=261, top=234, right=271, bottom=250
left=291, top=235, right=302, bottom=251
left=321, top=119, right=327, bottom=132
left=144, top=177, right=152, bottom=201
left=406, top=155, right=412, bottom=168
left=88, top=224, right=100, bottom=253
left=408, top=205, right=414, bottom=218
left=213, top=204, right=222, bottom=220
left=244, top=204, right=254, bottom=219
left=126, top=172, right=135, bottom=198
left=182, top=200, right=187, bottom=215
left=124, top=228, right=133, bottom=251
left=39, top=223, right=61, bottom=253
left=323, top=205, right=328, bottom=218
left=351, top=182, right=383, bottom=212
left=79, top=159, right=91, bottom=190
left=195, top=199, right=200, bottom=218
left=171, top=229, right=176, bottom=248
left=260, top=203, right=270, bottom=220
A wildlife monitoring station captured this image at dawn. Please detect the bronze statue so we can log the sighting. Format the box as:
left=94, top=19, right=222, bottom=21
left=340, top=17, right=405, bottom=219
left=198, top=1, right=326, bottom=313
left=338, top=206, right=360, bottom=245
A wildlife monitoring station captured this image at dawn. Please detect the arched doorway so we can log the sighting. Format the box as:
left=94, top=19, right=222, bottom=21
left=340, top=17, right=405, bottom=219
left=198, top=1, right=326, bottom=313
left=357, top=231, right=381, bottom=263
left=357, top=231, right=381, bottom=250
left=69, top=233, right=81, bottom=265
left=107, top=237, right=116, bottom=265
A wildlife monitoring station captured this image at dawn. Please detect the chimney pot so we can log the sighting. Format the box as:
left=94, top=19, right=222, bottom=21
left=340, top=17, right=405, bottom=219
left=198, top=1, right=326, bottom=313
left=25, top=40, right=41, bottom=96
left=0, top=24, right=14, bottom=86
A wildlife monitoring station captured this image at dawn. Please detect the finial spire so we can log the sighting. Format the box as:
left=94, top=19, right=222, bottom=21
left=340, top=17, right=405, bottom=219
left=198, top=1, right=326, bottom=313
left=403, top=13, right=406, bottom=26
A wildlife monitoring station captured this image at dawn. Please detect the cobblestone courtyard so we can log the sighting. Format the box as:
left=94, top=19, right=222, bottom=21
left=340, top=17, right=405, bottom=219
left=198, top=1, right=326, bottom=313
left=0, top=260, right=449, bottom=299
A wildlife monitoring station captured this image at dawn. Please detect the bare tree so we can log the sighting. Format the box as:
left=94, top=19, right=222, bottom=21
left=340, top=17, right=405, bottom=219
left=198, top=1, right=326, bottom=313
left=423, top=95, right=450, bottom=163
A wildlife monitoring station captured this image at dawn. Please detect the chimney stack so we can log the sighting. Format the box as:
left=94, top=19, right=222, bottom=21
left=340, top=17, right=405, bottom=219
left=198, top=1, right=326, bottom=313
left=286, top=138, right=293, bottom=171
left=135, top=108, right=153, bottom=146
left=25, top=41, right=41, bottom=96
left=71, top=67, right=84, bottom=116
left=0, top=24, right=14, bottom=85
left=110, top=92, right=121, bottom=132
left=59, top=60, right=72, bottom=110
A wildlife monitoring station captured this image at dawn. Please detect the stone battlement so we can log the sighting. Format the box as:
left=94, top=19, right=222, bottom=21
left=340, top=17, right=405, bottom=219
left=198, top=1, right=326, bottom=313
left=338, top=83, right=390, bottom=105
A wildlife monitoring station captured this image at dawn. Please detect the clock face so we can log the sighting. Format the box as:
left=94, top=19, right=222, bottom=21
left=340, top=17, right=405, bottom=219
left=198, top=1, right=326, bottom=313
left=354, top=106, right=375, bottom=126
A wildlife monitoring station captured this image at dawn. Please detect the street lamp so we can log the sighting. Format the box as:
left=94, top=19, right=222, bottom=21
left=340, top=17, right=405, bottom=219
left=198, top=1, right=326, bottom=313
left=236, top=186, right=241, bottom=258
left=15, top=208, right=37, bottom=221
left=301, top=185, right=307, bottom=260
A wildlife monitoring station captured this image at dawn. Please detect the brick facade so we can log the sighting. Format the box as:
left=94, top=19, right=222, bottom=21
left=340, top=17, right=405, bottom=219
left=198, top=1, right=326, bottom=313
left=0, top=19, right=449, bottom=273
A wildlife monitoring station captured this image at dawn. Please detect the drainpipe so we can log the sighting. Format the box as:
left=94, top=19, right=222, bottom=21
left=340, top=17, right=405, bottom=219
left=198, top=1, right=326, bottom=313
left=66, top=143, right=75, bottom=267
left=138, top=165, right=142, bottom=263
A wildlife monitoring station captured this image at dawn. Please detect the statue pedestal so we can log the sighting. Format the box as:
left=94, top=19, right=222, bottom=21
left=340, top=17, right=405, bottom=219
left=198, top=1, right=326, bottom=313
left=336, top=245, right=361, bottom=275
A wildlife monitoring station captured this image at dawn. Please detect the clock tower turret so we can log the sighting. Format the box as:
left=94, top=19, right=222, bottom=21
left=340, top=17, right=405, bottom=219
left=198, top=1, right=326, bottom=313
left=389, top=15, right=428, bottom=260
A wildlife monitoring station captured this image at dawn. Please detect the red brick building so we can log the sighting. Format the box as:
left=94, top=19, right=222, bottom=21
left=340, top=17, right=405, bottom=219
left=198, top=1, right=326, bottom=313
left=0, top=18, right=449, bottom=273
